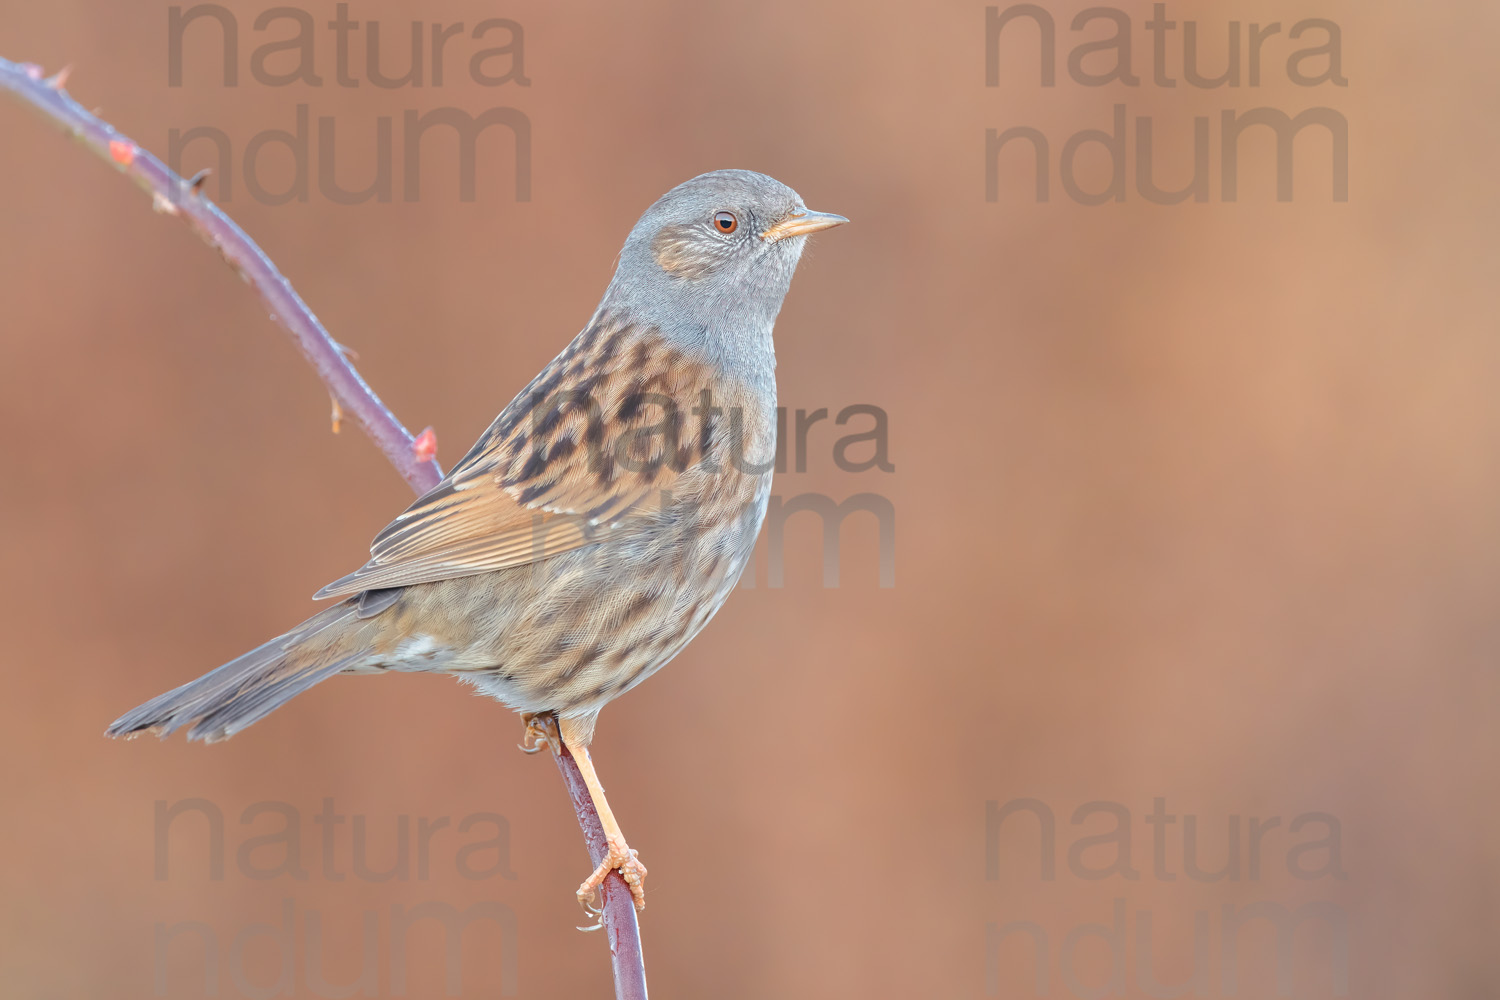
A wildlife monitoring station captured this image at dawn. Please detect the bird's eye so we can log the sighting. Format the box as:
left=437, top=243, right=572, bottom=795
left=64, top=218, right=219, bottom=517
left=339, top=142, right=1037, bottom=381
left=712, top=211, right=738, bottom=234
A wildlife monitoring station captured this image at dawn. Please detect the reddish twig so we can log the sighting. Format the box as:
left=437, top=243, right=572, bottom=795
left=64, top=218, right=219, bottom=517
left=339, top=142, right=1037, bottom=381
left=0, top=55, right=647, bottom=1000
left=0, top=56, right=438, bottom=489
left=554, top=745, right=648, bottom=991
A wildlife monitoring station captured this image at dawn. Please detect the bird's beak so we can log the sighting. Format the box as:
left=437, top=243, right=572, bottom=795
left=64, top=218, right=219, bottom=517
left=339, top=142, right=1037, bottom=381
left=760, top=209, right=850, bottom=243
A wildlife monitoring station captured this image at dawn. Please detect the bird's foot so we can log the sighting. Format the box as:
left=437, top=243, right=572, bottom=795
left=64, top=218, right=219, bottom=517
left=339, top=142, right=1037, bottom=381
left=576, top=892, right=605, bottom=932
left=518, top=711, right=561, bottom=755
left=577, top=833, right=647, bottom=914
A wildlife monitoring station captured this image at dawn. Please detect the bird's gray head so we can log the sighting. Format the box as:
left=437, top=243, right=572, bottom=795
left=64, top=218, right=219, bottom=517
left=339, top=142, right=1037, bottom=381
left=599, top=170, right=846, bottom=379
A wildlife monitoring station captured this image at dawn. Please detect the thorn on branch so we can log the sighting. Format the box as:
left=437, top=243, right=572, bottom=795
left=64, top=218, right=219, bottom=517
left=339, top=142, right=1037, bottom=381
left=108, top=139, right=135, bottom=166
left=412, top=427, right=438, bottom=464
left=186, top=168, right=212, bottom=195
left=46, top=65, right=71, bottom=89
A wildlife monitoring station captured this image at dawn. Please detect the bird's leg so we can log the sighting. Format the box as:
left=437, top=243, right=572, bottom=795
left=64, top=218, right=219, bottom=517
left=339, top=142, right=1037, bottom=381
left=559, top=715, right=648, bottom=913
left=518, top=711, right=561, bottom=755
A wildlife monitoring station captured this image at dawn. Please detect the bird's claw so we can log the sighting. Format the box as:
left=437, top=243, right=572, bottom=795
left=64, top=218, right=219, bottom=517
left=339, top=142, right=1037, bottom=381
left=575, top=893, right=605, bottom=932
left=577, top=834, right=647, bottom=914
left=518, top=712, right=561, bottom=755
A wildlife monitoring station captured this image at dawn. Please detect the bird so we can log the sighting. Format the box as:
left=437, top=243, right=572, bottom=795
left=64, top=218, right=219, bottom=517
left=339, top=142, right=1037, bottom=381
left=107, top=169, right=847, bottom=913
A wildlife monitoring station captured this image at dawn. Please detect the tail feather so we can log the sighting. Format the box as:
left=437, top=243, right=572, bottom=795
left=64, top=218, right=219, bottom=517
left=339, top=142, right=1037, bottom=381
left=108, top=602, right=363, bottom=743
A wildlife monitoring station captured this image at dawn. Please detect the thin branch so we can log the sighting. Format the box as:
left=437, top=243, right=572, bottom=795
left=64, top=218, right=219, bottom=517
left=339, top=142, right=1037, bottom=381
left=0, top=57, right=439, bottom=490
left=0, top=56, right=647, bottom=1000
left=554, top=746, right=649, bottom=991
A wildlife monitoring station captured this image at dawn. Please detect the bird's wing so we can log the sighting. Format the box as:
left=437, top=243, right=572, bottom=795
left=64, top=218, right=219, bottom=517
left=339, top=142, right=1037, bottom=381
left=314, top=317, right=729, bottom=600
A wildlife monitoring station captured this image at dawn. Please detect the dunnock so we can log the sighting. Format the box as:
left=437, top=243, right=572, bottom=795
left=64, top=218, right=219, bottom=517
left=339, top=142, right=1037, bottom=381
left=108, top=169, right=847, bottom=911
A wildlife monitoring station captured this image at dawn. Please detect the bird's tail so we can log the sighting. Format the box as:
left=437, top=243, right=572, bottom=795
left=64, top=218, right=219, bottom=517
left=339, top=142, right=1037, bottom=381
left=107, top=601, right=367, bottom=743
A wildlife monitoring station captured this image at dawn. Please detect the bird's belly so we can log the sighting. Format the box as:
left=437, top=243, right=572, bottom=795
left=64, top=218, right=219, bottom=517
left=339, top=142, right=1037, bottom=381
left=423, top=484, right=769, bottom=715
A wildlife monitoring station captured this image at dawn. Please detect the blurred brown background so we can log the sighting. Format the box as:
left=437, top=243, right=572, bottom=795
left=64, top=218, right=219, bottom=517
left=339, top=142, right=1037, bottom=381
left=1, top=0, right=1494, bottom=996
